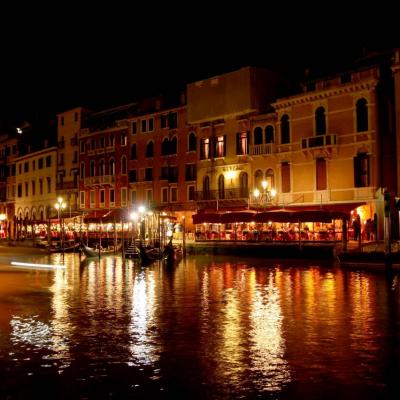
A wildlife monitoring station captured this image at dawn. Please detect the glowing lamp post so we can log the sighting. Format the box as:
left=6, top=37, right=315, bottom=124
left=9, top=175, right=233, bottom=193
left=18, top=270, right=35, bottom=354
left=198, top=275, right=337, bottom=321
left=55, top=197, right=66, bottom=251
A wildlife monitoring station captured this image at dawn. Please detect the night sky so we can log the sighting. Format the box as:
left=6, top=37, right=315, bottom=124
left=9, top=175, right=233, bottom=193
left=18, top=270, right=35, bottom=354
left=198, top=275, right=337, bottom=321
left=0, top=11, right=397, bottom=132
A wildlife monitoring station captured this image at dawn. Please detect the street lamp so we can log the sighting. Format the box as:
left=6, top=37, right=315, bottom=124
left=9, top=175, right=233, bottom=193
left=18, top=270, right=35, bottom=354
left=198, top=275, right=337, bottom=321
left=55, top=197, right=66, bottom=251
left=252, top=180, right=277, bottom=208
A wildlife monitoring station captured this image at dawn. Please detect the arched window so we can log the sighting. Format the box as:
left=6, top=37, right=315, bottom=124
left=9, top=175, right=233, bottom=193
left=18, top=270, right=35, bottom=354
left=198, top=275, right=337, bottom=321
left=121, top=156, right=127, bottom=174
left=90, top=160, right=95, bottom=177
left=265, top=125, right=274, bottom=143
left=80, top=162, right=85, bottom=179
left=161, top=138, right=169, bottom=155
left=218, top=174, right=225, bottom=199
left=254, top=127, right=263, bottom=145
left=265, top=168, right=275, bottom=189
left=188, top=132, right=196, bottom=151
left=109, top=159, right=115, bottom=175
left=254, top=169, right=263, bottom=188
left=356, top=98, right=368, bottom=132
left=315, top=107, right=326, bottom=135
left=109, top=135, right=115, bottom=147
left=203, top=176, right=210, bottom=199
left=131, top=144, right=137, bottom=160
left=239, top=172, right=248, bottom=198
left=146, top=141, right=154, bottom=158
left=170, top=136, right=177, bottom=155
left=281, top=114, right=290, bottom=144
left=99, top=160, right=105, bottom=176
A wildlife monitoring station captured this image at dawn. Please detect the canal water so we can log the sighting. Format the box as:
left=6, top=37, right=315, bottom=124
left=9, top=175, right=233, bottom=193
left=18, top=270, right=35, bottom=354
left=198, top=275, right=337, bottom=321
left=0, top=252, right=399, bottom=399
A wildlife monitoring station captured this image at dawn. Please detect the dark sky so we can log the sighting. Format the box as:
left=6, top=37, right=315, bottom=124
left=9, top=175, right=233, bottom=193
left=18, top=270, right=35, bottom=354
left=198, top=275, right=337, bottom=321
left=0, top=10, right=397, bottom=131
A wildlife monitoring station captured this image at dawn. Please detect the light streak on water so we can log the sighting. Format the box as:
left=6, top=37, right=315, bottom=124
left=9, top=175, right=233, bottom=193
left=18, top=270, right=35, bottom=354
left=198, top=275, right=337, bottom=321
left=10, top=261, right=66, bottom=270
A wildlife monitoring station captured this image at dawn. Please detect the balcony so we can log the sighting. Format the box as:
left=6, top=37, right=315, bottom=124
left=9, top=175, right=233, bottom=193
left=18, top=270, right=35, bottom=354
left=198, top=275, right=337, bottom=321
left=301, top=134, right=337, bottom=157
left=56, top=181, right=78, bottom=191
left=84, top=175, right=115, bottom=186
left=302, top=134, right=337, bottom=149
left=249, top=143, right=274, bottom=156
left=194, top=188, right=249, bottom=210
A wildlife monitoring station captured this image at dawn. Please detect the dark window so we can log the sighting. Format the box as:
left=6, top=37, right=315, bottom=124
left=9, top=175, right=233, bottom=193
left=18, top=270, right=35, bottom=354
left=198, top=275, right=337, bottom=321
left=146, top=141, right=154, bottom=158
left=141, top=120, right=147, bottom=133
left=80, top=163, right=85, bottom=179
left=354, top=153, right=370, bottom=187
left=24, top=162, right=29, bottom=173
left=316, top=158, right=327, bottom=190
left=168, top=112, right=178, bottom=129
left=161, top=166, right=169, bottom=180
left=203, top=176, right=210, bottom=198
left=129, top=170, right=137, bottom=182
left=161, top=138, right=169, bottom=155
left=145, top=168, right=153, bottom=181
left=110, top=189, right=115, bottom=203
left=315, top=107, right=326, bottom=135
left=188, top=185, right=195, bottom=201
left=281, top=115, right=290, bottom=144
left=161, top=115, right=168, bottom=129
left=168, top=166, right=178, bottom=183
left=121, top=156, right=127, bottom=174
left=185, top=164, right=196, bottom=181
left=356, top=98, right=368, bottom=132
left=148, top=118, right=154, bottom=131
left=170, top=137, right=177, bottom=155
left=131, top=144, right=137, bottom=160
left=17, top=184, right=22, bottom=197
left=80, top=141, right=85, bottom=153
left=46, top=156, right=52, bottom=167
left=281, top=162, right=291, bottom=193
left=100, top=190, right=105, bottom=203
left=254, top=127, right=263, bottom=145
left=188, top=132, right=196, bottom=151
left=38, top=158, right=44, bottom=169
left=265, top=126, right=274, bottom=143
left=131, top=121, right=137, bottom=134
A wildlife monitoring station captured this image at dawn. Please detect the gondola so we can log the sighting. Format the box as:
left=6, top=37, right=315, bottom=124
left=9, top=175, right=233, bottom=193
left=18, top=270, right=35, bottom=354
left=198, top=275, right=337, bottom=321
left=80, top=243, right=121, bottom=258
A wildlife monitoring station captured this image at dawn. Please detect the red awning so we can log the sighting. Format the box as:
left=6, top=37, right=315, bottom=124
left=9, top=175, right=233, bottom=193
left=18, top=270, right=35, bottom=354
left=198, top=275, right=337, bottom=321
left=84, top=209, right=126, bottom=223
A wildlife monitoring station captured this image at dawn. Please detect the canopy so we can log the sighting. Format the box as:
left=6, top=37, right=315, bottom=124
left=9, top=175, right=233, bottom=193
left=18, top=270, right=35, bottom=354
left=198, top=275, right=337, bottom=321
left=192, top=203, right=364, bottom=224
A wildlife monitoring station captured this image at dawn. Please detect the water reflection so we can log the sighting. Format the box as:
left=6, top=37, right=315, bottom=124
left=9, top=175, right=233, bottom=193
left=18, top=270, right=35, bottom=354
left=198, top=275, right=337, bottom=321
left=1, top=253, right=400, bottom=399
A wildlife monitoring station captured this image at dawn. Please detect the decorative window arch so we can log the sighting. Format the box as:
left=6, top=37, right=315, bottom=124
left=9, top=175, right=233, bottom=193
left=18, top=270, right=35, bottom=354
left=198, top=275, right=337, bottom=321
left=99, top=159, right=105, bottom=176
left=356, top=98, right=368, bottom=132
left=265, top=168, right=275, bottom=189
left=239, top=172, right=248, bottom=197
left=170, top=136, right=177, bottom=155
left=109, top=158, right=115, bottom=175
left=265, top=125, right=274, bottom=143
left=254, top=127, right=263, bottom=145
left=161, top=138, right=169, bottom=155
left=188, top=132, right=196, bottom=151
left=254, top=169, right=263, bottom=188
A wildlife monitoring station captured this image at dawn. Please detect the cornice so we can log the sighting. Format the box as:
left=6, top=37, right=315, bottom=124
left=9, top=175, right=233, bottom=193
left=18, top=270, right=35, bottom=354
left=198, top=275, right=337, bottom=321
left=272, top=79, right=379, bottom=110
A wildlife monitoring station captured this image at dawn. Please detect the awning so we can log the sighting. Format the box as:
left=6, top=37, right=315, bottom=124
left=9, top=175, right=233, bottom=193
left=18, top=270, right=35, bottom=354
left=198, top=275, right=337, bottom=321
left=192, top=203, right=364, bottom=224
left=84, top=209, right=126, bottom=223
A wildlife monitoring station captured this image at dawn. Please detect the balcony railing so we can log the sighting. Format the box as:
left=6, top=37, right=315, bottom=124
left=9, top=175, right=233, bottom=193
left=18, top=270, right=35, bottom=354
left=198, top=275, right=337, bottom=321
left=56, top=181, right=78, bottom=190
left=195, top=188, right=249, bottom=201
left=250, top=143, right=274, bottom=156
left=301, top=134, right=337, bottom=149
left=84, top=175, right=115, bottom=186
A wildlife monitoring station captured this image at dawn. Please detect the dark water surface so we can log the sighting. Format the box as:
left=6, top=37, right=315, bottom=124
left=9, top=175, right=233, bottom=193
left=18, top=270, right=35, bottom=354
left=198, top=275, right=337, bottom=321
left=0, top=253, right=400, bottom=399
